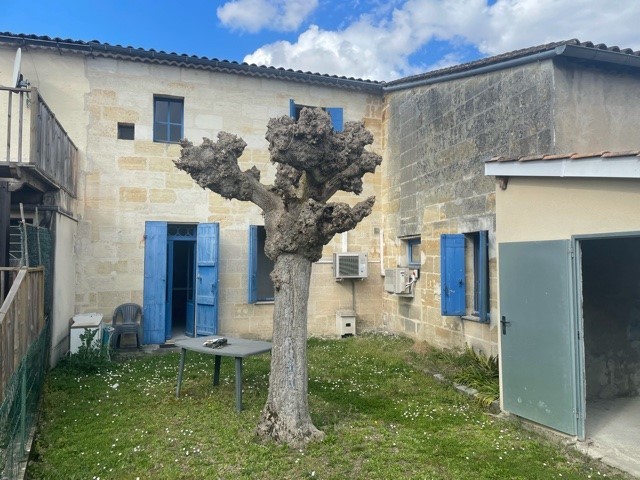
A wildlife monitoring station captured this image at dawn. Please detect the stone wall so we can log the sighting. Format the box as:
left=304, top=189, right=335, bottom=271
left=74, top=56, right=384, bottom=339
left=382, top=61, right=557, bottom=355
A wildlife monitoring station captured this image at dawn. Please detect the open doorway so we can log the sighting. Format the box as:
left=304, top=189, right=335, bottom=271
left=580, top=235, right=640, bottom=469
left=166, top=224, right=197, bottom=341
left=143, top=222, right=219, bottom=344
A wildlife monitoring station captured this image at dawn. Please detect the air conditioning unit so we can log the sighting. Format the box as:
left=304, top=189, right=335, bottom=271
left=384, top=268, right=413, bottom=296
left=333, top=253, right=368, bottom=279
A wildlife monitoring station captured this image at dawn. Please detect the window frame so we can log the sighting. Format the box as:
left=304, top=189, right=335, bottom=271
left=289, top=99, right=343, bottom=132
left=440, top=231, right=489, bottom=323
left=117, top=122, right=135, bottom=140
left=248, top=225, right=275, bottom=304
left=406, top=237, right=421, bottom=268
left=153, top=96, right=184, bottom=143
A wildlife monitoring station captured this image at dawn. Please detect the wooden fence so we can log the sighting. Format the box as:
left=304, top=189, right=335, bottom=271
left=0, top=267, right=45, bottom=401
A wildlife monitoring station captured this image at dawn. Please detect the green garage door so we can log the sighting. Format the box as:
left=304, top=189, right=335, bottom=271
left=499, top=240, right=580, bottom=436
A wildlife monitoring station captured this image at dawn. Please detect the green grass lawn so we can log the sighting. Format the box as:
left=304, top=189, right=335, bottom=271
left=28, top=335, right=630, bottom=479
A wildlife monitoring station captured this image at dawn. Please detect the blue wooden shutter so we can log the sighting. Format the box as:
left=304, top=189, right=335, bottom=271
left=195, top=223, right=219, bottom=336
left=477, top=230, right=489, bottom=323
left=289, top=99, right=296, bottom=118
left=441, top=234, right=466, bottom=316
left=143, top=221, right=167, bottom=344
left=248, top=225, right=258, bottom=304
left=326, top=107, right=343, bottom=132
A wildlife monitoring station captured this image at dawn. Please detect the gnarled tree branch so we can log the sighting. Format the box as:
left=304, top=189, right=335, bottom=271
left=175, top=133, right=280, bottom=212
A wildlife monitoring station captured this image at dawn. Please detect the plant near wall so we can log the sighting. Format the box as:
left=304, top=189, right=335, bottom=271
left=174, top=108, right=381, bottom=447
left=453, top=347, right=500, bottom=407
left=58, top=328, right=112, bottom=374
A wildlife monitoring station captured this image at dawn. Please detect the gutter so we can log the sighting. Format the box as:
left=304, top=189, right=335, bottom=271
left=383, top=44, right=640, bottom=93
left=560, top=44, right=640, bottom=69
left=0, top=34, right=383, bottom=94
left=383, top=49, right=561, bottom=93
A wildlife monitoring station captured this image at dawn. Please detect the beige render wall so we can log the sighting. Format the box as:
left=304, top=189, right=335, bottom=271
left=0, top=47, right=87, bottom=360
left=496, top=177, right=640, bottom=243
left=75, top=56, right=384, bottom=340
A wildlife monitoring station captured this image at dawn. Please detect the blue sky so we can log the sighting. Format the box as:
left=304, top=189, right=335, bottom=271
left=2, top=0, right=639, bottom=81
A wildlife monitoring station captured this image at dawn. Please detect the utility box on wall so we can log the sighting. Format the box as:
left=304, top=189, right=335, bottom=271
left=336, top=310, right=356, bottom=337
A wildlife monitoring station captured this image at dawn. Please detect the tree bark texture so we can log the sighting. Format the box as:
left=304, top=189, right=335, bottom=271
left=255, top=253, right=324, bottom=447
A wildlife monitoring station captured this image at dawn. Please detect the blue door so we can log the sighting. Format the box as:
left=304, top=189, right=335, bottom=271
left=143, top=221, right=168, bottom=344
left=195, top=223, right=219, bottom=336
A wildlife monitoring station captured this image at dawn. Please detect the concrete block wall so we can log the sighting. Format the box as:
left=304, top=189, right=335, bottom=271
left=73, top=56, right=384, bottom=339
left=382, top=61, right=557, bottom=355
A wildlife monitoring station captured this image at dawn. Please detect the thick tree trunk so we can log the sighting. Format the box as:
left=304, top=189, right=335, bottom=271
left=256, top=253, right=324, bottom=447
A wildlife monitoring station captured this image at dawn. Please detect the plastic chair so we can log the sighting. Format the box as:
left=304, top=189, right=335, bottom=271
left=110, top=303, right=143, bottom=348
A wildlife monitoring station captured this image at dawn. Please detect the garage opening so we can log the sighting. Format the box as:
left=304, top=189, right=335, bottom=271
left=580, top=236, right=640, bottom=461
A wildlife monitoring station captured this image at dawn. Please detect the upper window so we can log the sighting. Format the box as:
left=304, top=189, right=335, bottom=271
left=440, top=231, right=489, bottom=322
left=248, top=225, right=275, bottom=303
left=289, top=99, right=343, bottom=132
left=153, top=96, right=184, bottom=143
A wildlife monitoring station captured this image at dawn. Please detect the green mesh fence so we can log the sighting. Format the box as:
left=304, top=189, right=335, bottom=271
left=8, top=224, right=53, bottom=317
left=0, top=319, right=50, bottom=480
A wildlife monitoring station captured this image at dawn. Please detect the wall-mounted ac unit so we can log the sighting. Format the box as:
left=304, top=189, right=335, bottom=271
left=333, top=253, right=368, bottom=279
left=384, top=268, right=413, bottom=296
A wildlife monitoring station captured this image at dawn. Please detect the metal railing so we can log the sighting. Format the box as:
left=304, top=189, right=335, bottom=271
left=1, top=86, right=77, bottom=196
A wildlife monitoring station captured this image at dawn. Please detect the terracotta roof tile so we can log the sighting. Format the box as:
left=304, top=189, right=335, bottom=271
left=0, top=32, right=382, bottom=93
left=602, top=150, right=640, bottom=158
left=485, top=150, right=640, bottom=163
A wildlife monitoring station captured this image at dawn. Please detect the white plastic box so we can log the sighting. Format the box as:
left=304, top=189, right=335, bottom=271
left=336, top=310, right=356, bottom=337
left=70, top=313, right=104, bottom=354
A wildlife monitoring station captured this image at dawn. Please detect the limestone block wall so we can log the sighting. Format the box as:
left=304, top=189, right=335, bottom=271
left=381, top=61, right=557, bottom=355
left=74, top=55, right=384, bottom=340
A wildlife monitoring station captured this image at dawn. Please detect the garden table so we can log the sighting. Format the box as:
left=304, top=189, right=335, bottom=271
left=174, top=336, right=272, bottom=412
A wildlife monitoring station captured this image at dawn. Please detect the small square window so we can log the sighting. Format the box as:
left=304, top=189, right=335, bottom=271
left=153, top=96, right=184, bottom=143
left=117, top=123, right=135, bottom=140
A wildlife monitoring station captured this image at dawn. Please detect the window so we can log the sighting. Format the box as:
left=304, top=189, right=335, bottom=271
left=153, top=96, right=183, bottom=143
left=289, top=99, right=343, bottom=131
left=117, top=123, right=135, bottom=140
left=440, top=231, right=489, bottom=322
left=406, top=237, right=421, bottom=267
left=248, top=225, right=275, bottom=303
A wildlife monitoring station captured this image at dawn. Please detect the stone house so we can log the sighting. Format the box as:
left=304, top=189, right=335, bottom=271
left=1, top=34, right=640, bottom=446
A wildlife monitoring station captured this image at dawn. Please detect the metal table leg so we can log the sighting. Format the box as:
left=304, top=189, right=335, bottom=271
left=213, top=355, right=221, bottom=386
left=235, top=357, right=243, bottom=412
left=175, top=348, right=186, bottom=398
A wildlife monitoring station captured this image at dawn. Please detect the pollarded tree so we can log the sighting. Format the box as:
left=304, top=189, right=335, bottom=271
left=174, top=108, right=381, bottom=447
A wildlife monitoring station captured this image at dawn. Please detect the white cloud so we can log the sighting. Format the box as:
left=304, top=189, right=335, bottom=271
left=244, top=0, right=640, bottom=81
left=217, top=0, right=319, bottom=33
left=479, top=0, right=640, bottom=55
